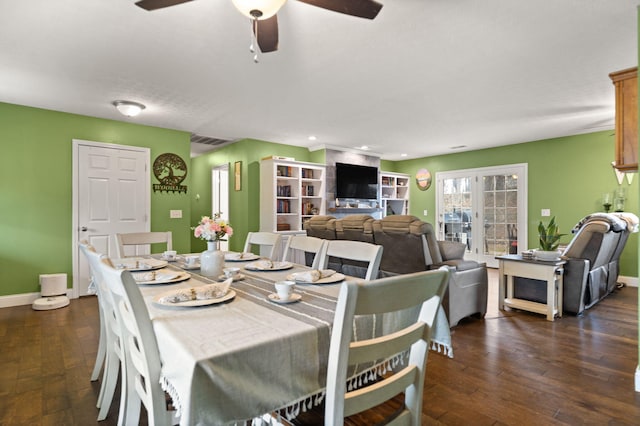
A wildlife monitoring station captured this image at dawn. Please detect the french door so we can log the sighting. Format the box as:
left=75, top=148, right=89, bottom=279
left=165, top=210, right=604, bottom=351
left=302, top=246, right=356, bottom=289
left=436, top=164, right=527, bottom=268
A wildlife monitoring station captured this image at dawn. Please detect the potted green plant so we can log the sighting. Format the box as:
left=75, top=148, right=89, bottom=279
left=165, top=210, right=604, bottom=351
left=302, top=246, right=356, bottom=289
left=536, top=216, right=566, bottom=260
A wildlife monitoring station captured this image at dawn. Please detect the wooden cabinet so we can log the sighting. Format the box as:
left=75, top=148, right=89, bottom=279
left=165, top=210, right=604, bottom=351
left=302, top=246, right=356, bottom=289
left=260, top=159, right=326, bottom=233
left=609, top=67, right=637, bottom=172
left=380, top=172, right=410, bottom=216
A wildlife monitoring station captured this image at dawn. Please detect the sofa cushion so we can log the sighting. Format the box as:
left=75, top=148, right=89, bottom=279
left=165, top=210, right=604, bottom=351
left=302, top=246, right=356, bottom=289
left=441, top=259, right=480, bottom=272
left=438, top=240, right=466, bottom=261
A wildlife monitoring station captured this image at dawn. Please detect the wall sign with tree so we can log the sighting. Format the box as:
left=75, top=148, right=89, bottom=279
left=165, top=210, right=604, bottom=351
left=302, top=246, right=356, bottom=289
left=152, top=153, right=188, bottom=193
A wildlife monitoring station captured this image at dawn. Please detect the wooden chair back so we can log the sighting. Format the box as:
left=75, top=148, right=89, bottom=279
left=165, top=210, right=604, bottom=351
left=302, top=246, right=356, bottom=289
left=243, top=232, right=282, bottom=260
left=97, top=258, right=173, bottom=426
left=115, top=231, right=173, bottom=258
left=325, top=268, right=449, bottom=425
left=281, top=235, right=327, bottom=269
left=320, top=240, right=383, bottom=280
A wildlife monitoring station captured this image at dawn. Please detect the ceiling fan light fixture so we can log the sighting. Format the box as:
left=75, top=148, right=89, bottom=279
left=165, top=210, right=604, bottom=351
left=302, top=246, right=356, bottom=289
left=112, top=100, right=146, bottom=117
left=232, top=0, right=287, bottom=20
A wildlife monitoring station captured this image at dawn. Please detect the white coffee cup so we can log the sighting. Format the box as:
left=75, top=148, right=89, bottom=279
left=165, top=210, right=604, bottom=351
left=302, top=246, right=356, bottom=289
left=185, top=255, right=199, bottom=266
left=163, top=250, right=177, bottom=261
left=275, top=280, right=295, bottom=301
left=224, top=267, right=240, bottom=279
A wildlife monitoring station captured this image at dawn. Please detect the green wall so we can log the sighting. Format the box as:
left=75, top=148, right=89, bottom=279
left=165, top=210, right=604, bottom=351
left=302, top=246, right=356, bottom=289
left=190, top=130, right=638, bottom=278
left=395, top=131, right=638, bottom=277
left=0, top=102, right=191, bottom=296
left=190, top=140, right=325, bottom=253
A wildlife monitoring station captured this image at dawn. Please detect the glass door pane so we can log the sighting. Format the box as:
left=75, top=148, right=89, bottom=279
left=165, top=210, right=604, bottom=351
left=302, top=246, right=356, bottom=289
left=482, top=174, right=518, bottom=258
left=442, top=177, right=472, bottom=253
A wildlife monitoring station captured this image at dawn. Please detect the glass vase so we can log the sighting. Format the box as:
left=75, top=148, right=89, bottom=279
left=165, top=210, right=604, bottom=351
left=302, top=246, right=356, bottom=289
left=200, top=241, right=224, bottom=278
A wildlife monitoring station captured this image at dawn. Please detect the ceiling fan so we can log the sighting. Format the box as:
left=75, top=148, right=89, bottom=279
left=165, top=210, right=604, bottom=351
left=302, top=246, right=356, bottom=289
left=134, top=0, right=383, bottom=54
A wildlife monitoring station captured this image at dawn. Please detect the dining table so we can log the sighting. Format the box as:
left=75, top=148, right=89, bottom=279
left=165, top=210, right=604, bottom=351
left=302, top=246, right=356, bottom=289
left=128, top=254, right=453, bottom=425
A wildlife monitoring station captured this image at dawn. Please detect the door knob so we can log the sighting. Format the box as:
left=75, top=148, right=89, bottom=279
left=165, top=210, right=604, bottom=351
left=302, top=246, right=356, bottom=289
left=81, top=226, right=88, bottom=232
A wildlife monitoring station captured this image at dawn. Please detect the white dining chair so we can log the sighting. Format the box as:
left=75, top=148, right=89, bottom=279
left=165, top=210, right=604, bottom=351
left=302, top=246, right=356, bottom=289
left=115, top=231, right=173, bottom=258
left=79, top=242, right=128, bottom=423
left=320, top=240, right=383, bottom=280
left=324, top=268, right=449, bottom=425
left=81, top=243, right=106, bottom=384
left=281, top=235, right=327, bottom=269
left=97, top=257, right=176, bottom=426
left=243, top=232, right=283, bottom=260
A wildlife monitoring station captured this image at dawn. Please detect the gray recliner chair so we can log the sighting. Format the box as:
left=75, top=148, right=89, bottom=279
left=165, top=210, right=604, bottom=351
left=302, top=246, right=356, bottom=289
left=514, top=212, right=638, bottom=315
left=372, top=215, right=488, bottom=327
left=421, top=220, right=488, bottom=327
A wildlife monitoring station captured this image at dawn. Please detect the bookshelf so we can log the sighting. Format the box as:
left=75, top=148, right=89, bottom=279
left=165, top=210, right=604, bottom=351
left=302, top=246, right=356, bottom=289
left=380, top=171, right=410, bottom=216
left=260, top=159, right=326, bottom=233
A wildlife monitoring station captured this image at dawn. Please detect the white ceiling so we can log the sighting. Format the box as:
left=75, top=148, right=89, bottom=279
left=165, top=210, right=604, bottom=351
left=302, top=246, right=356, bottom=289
left=1, top=0, right=637, bottom=160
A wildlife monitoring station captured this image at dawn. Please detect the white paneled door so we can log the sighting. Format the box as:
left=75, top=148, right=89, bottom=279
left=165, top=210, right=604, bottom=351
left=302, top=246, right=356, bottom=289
left=73, top=140, right=149, bottom=297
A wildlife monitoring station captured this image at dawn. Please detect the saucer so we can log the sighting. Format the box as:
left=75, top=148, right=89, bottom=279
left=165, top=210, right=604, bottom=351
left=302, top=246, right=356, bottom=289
left=180, top=262, right=201, bottom=270
left=217, top=273, right=245, bottom=282
left=267, top=293, right=301, bottom=304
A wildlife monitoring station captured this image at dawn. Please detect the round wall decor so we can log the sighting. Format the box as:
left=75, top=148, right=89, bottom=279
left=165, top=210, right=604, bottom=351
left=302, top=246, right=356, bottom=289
left=415, top=168, right=432, bottom=191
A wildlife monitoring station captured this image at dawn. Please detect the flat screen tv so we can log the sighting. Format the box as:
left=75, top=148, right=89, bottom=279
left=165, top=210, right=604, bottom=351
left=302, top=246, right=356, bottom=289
left=335, top=162, right=379, bottom=200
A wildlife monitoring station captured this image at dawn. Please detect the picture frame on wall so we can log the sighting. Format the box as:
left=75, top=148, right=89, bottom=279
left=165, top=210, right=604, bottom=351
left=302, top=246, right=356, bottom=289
left=234, top=161, right=242, bottom=191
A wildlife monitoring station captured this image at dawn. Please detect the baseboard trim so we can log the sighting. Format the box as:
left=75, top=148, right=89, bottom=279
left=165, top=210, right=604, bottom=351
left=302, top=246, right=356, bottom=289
left=636, top=366, right=640, bottom=392
left=0, top=290, right=74, bottom=309
left=618, top=275, right=638, bottom=287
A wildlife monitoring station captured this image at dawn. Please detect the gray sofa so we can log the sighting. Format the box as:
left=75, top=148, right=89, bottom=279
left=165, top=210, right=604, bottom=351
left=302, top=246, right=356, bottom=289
left=304, top=214, right=488, bottom=326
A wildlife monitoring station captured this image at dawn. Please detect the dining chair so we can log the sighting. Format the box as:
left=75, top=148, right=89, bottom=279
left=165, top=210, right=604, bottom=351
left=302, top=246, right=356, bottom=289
left=281, top=234, right=327, bottom=269
left=243, top=232, right=283, bottom=260
left=325, top=268, right=449, bottom=426
left=115, top=231, right=173, bottom=258
left=320, top=240, right=383, bottom=280
left=80, top=243, right=106, bottom=383
left=97, top=257, right=175, bottom=426
left=79, top=242, right=128, bottom=423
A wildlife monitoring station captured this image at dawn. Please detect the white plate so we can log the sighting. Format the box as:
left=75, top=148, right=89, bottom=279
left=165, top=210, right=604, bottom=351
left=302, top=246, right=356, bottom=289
left=153, top=290, right=236, bottom=307
left=225, top=252, right=260, bottom=262
left=267, top=293, right=302, bottom=304
left=217, top=273, right=245, bottom=282
left=116, top=259, right=168, bottom=272
left=245, top=261, right=294, bottom=271
left=134, top=271, right=191, bottom=285
left=286, top=272, right=346, bottom=284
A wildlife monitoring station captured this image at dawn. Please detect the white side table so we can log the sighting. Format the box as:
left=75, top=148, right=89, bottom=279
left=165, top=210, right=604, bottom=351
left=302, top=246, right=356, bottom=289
left=497, top=254, right=566, bottom=321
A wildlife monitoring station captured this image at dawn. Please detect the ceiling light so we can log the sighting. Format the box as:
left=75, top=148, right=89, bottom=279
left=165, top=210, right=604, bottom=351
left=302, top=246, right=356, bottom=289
left=112, top=100, right=146, bottom=117
left=308, top=135, right=317, bottom=141
left=231, top=0, right=287, bottom=19
left=400, top=153, right=407, bottom=157
left=360, top=145, right=369, bottom=150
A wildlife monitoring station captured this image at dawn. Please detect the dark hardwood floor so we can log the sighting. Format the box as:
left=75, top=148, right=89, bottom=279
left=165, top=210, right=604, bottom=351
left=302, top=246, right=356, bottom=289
left=1, top=272, right=639, bottom=425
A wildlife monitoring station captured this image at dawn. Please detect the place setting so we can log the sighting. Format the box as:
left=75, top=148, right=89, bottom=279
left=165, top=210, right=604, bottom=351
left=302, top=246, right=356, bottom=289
left=267, top=280, right=301, bottom=304
left=153, top=277, right=235, bottom=307
left=244, top=259, right=293, bottom=271
left=286, top=269, right=345, bottom=284
left=132, top=268, right=191, bottom=285
left=115, top=257, right=168, bottom=271
left=225, top=251, right=260, bottom=262
left=176, top=255, right=201, bottom=270
left=216, top=267, right=245, bottom=282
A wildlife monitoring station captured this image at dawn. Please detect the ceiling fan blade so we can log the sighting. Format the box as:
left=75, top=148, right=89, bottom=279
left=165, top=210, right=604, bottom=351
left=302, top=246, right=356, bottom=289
left=296, top=0, right=383, bottom=19
left=135, top=0, right=194, bottom=11
left=254, top=15, right=279, bottom=53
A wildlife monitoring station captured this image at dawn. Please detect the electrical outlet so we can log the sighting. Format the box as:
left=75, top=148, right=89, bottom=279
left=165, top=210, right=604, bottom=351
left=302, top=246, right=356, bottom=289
left=170, top=209, right=182, bottom=219
left=423, top=209, right=428, bottom=216
left=541, top=209, right=550, bottom=217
